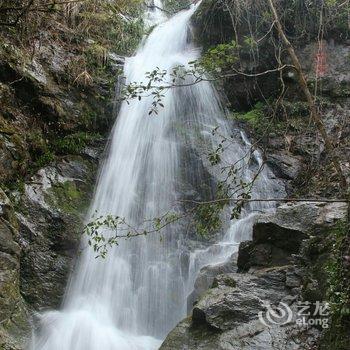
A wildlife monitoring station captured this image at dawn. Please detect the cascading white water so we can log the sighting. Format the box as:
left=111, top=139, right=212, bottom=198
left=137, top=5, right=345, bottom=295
left=31, top=2, right=284, bottom=350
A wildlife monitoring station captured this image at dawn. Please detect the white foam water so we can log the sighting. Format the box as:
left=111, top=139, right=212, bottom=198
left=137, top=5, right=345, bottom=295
left=30, top=2, right=284, bottom=349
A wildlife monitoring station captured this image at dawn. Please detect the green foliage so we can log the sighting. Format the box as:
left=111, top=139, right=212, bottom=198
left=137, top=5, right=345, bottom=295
left=84, top=43, right=108, bottom=70
left=84, top=211, right=182, bottom=258
left=62, top=1, right=144, bottom=85
left=323, top=221, right=350, bottom=349
left=34, top=150, right=55, bottom=168
left=231, top=99, right=312, bottom=138
left=48, top=181, right=87, bottom=215
left=26, top=129, right=100, bottom=173
left=116, top=18, right=144, bottom=54
left=0, top=0, right=145, bottom=46
left=84, top=215, right=122, bottom=258
left=76, top=0, right=144, bottom=55
left=232, top=102, right=265, bottom=128
left=121, top=66, right=169, bottom=115
left=243, top=36, right=257, bottom=49
left=54, top=132, right=100, bottom=155
left=280, top=101, right=310, bottom=117
left=26, top=131, right=55, bottom=169
left=200, top=40, right=238, bottom=73
left=280, top=0, right=350, bottom=41
left=1, top=0, right=145, bottom=88
left=3, top=178, right=25, bottom=195
left=163, top=0, right=191, bottom=13
left=194, top=203, right=222, bottom=237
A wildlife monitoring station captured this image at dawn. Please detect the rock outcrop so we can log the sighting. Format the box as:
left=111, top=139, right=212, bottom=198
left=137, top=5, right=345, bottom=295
left=161, top=268, right=319, bottom=350
left=160, top=202, right=348, bottom=350
left=0, top=146, right=103, bottom=348
left=18, top=151, right=103, bottom=310
left=0, top=21, right=118, bottom=347
left=238, top=202, right=347, bottom=272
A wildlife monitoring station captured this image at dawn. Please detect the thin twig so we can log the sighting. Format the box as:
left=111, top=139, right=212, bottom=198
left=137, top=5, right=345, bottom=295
left=179, top=198, right=349, bottom=205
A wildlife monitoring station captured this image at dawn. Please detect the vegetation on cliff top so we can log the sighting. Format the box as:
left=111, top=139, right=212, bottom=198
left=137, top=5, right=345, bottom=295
left=0, top=0, right=146, bottom=190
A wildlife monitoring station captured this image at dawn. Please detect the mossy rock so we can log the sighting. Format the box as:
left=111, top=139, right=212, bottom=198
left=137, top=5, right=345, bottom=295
left=46, top=180, right=90, bottom=216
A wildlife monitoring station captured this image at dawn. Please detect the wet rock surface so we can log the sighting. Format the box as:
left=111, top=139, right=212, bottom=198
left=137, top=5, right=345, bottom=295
left=187, top=256, right=237, bottom=311
left=266, top=153, right=303, bottom=181
left=18, top=153, right=101, bottom=309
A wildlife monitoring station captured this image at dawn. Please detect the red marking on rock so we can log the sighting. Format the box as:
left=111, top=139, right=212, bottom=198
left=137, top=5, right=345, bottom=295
left=316, top=44, right=327, bottom=77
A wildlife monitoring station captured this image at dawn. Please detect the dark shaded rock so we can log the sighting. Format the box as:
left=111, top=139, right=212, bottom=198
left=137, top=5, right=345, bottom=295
left=0, top=132, right=30, bottom=185
left=298, top=41, right=350, bottom=91
left=299, top=222, right=348, bottom=305
left=267, top=152, right=303, bottom=180
left=237, top=241, right=287, bottom=271
left=191, top=0, right=281, bottom=111
left=252, top=221, right=306, bottom=251
left=191, top=270, right=287, bottom=331
left=108, top=53, right=125, bottom=74
left=285, top=270, right=302, bottom=289
left=160, top=316, right=220, bottom=350
left=291, top=134, right=324, bottom=159
left=238, top=222, right=307, bottom=272
left=237, top=202, right=347, bottom=272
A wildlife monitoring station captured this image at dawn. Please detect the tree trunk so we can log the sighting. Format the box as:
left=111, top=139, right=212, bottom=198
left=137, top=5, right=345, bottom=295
left=267, top=0, right=348, bottom=191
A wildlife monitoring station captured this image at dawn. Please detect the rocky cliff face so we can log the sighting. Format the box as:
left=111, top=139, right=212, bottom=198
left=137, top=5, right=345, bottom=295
left=0, top=20, right=126, bottom=348
left=160, top=203, right=347, bottom=350
left=161, top=1, right=349, bottom=349
left=1, top=152, right=104, bottom=349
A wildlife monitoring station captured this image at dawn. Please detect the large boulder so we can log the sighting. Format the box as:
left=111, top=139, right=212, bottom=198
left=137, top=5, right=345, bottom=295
left=237, top=202, right=347, bottom=272
left=161, top=268, right=318, bottom=350
left=266, top=152, right=303, bottom=181
left=161, top=201, right=347, bottom=350
left=187, top=256, right=237, bottom=311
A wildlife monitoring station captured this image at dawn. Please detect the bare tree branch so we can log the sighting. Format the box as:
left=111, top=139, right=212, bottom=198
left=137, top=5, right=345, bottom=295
left=267, top=0, right=348, bottom=191
left=179, top=198, right=349, bottom=205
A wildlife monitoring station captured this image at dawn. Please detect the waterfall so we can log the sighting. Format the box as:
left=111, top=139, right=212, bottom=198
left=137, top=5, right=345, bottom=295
left=31, top=2, right=284, bottom=350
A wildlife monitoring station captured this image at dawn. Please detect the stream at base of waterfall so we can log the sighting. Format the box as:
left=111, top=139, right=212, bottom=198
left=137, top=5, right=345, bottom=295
left=30, top=2, right=284, bottom=349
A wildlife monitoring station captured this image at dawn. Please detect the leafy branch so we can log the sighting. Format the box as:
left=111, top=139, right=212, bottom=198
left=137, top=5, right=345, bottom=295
left=120, top=40, right=294, bottom=115
left=83, top=210, right=193, bottom=258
